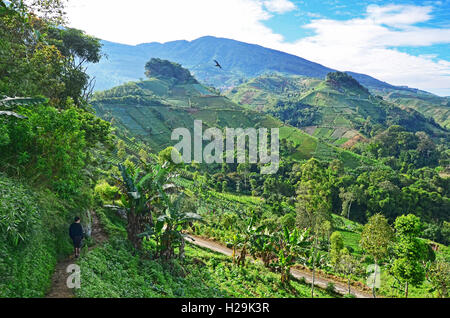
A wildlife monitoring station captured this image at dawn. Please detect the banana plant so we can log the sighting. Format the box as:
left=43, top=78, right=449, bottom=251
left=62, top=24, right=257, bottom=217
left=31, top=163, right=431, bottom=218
left=116, top=163, right=153, bottom=249
left=249, top=225, right=275, bottom=268
left=232, top=215, right=261, bottom=267
left=271, top=227, right=311, bottom=285
left=142, top=193, right=202, bottom=260
left=227, top=233, right=243, bottom=264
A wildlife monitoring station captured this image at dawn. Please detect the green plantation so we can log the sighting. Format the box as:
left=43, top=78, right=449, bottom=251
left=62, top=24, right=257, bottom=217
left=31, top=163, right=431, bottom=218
left=92, top=70, right=373, bottom=170
left=227, top=73, right=448, bottom=147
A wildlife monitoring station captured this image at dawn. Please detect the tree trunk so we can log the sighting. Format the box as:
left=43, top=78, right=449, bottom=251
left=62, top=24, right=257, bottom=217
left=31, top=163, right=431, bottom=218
left=127, top=211, right=142, bottom=250
left=372, top=262, right=378, bottom=298
left=405, top=282, right=408, bottom=298
left=311, top=236, right=318, bottom=298
left=179, top=238, right=185, bottom=260
left=348, top=276, right=351, bottom=295
left=347, top=200, right=352, bottom=220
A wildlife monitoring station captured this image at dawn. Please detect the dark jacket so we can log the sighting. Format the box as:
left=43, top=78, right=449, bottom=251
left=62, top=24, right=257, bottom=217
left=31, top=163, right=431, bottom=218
left=69, top=223, right=84, bottom=240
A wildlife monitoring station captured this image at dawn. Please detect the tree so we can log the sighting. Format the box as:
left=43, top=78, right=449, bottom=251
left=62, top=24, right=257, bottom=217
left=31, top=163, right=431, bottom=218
left=237, top=163, right=250, bottom=190
left=391, top=214, right=428, bottom=298
left=145, top=193, right=202, bottom=260
left=338, top=248, right=360, bottom=295
left=145, top=58, right=197, bottom=84
left=0, top=2, right=102, bottom=107
left=360, top=214, right=394, bottom=298
left=339, top=188, right=356, bottom=219
left=116, top=163, right=154, bottom=249
left=47, top=27, right=102, bottom=105
left=330, top=231, right=344, bottom=271
left=428, top=260, right=450, bottom=298
left=233, top=216, right=258, bottom=267
left=295, top=158, right=332, bottom=297
left=117, top=140, right=126, bottom=160
left=250, top=225, right=275, bottom=268
left=270, top=227, right=310, bottom=285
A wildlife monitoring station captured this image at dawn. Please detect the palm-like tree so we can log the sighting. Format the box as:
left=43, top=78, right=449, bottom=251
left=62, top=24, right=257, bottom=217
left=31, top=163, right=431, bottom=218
left=143, top=193, right=202, bottom=260
left=271, top=227, right=311, bottom=285
left=249, top=226, right=275, bottom=268
left=116, top=163, right=153, bottom=249
left=116, top=160, right=177, bottom=249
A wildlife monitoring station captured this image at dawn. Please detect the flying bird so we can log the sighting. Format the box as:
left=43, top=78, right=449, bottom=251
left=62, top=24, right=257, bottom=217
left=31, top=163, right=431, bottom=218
left=214, top=60, right=222, bottom=69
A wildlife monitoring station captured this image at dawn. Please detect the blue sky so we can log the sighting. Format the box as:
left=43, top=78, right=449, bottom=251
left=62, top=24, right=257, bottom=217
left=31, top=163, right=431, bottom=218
left=66, top=0, right=450, bottom=95
left=264, top=0, right=450, bottom=60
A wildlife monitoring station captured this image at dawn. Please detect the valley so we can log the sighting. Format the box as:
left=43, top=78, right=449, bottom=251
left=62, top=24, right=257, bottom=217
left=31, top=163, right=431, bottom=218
left=1, top=0, right=449, bottom=302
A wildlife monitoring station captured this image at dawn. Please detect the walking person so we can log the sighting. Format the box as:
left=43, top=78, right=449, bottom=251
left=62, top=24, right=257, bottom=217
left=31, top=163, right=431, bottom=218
left=69, top=217, right=84, bottom=258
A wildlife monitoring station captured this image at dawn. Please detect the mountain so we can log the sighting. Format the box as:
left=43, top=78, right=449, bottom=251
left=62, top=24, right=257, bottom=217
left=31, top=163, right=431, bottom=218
left=91, top=61, right=372, bottom=168
left=88, top=36, right=405, bottom=92
left=88, top=35, right=448, bottom=137
left=226, top=72, right=448, bottom=147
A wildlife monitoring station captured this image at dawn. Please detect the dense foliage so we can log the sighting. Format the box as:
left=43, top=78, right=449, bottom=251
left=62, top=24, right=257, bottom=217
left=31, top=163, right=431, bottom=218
left=145, top=58, right=197, bottom=84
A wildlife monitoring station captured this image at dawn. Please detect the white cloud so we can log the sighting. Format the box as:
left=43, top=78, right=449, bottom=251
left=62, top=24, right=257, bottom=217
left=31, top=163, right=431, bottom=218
left=366, top=4, right=432, bottom=26
left=263, top=0, right=296, bottom=14
left=65, top=1, right=450, bottom=96
left=281, top=4, right=450, bottom=95
left=66, top=0, right=283, bottom=48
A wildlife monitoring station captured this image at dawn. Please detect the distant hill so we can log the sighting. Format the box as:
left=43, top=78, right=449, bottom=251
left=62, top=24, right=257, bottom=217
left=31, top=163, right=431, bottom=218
left=91, top=62, right=372, bottom=168
left=371, top=88, right=450, bottom=129
left=226, top=72, right=448, bottom=147
left=88, top=36, right=405, bottom=92
left=88, top=36, right=449, bottom=128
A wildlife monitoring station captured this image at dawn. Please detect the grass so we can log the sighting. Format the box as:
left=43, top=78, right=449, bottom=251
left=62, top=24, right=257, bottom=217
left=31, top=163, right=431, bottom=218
left=0, top=174, right=79, bottom=297
left=75, top=240, right=334, bottom=298
left=77, top=204, right=334, bottom=298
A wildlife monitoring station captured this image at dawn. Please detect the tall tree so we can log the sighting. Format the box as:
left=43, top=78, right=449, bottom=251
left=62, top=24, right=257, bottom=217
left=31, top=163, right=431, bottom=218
left=330, top=231, right=344, bottom=271
left=360, top=214, right=394, bottom=298
left=391, top=214, right=429, bottom=298
left=295, top=158, right=332, bottom=297
left=338, top=248, right=360, bottom=295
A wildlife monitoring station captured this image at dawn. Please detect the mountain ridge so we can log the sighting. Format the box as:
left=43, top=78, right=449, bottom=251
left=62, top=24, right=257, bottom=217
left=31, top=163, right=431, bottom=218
left=88, top=36, right=419, bottom=94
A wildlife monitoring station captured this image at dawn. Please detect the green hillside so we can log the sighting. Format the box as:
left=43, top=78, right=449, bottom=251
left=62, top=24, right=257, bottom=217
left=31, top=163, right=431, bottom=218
left=371, top=88, right=450, bottom=129
left=92, top=66, right=371, bottom=168
left=227, top=73, right=448, bottom=147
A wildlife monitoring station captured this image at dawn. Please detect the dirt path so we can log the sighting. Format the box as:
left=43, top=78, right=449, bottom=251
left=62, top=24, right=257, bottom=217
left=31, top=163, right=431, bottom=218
left=186, top=235, right=373, bottom=299
left=46, top=211, right=107, bottom=298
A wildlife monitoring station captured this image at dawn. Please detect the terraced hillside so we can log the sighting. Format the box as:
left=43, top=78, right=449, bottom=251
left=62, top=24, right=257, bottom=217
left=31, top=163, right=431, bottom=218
left=92, top=66, right=372, bottom=168
left=371, top=88, right=450, bottom=129
left=227, top=73, right=448, bottom=147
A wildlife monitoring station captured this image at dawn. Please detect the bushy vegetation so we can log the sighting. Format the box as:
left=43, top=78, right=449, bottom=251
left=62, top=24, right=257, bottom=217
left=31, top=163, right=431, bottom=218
left=145, top=58, right=198, bottom=84
left=76, top=207, right=333, bottom=298
left=0, top=0, right=112, bottom=297
left=0, top=174, right=76, bottom=297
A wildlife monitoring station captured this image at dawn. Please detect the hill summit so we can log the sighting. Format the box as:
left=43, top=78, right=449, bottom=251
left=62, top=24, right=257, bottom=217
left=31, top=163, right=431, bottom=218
left=325, top=72, right=369, bottom=95
left=145, top=58, right=198, bottom=84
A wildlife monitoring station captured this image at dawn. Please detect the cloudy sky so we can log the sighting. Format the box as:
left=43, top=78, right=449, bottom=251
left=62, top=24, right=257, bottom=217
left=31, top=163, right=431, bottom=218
left=66, top=0, right=450, bottom=96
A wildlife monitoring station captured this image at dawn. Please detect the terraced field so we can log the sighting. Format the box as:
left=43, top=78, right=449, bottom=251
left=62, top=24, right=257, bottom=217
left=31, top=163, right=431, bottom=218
left=227, top=74, right=448, bottom=147
left=92, top=77, right=372, bottom=168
